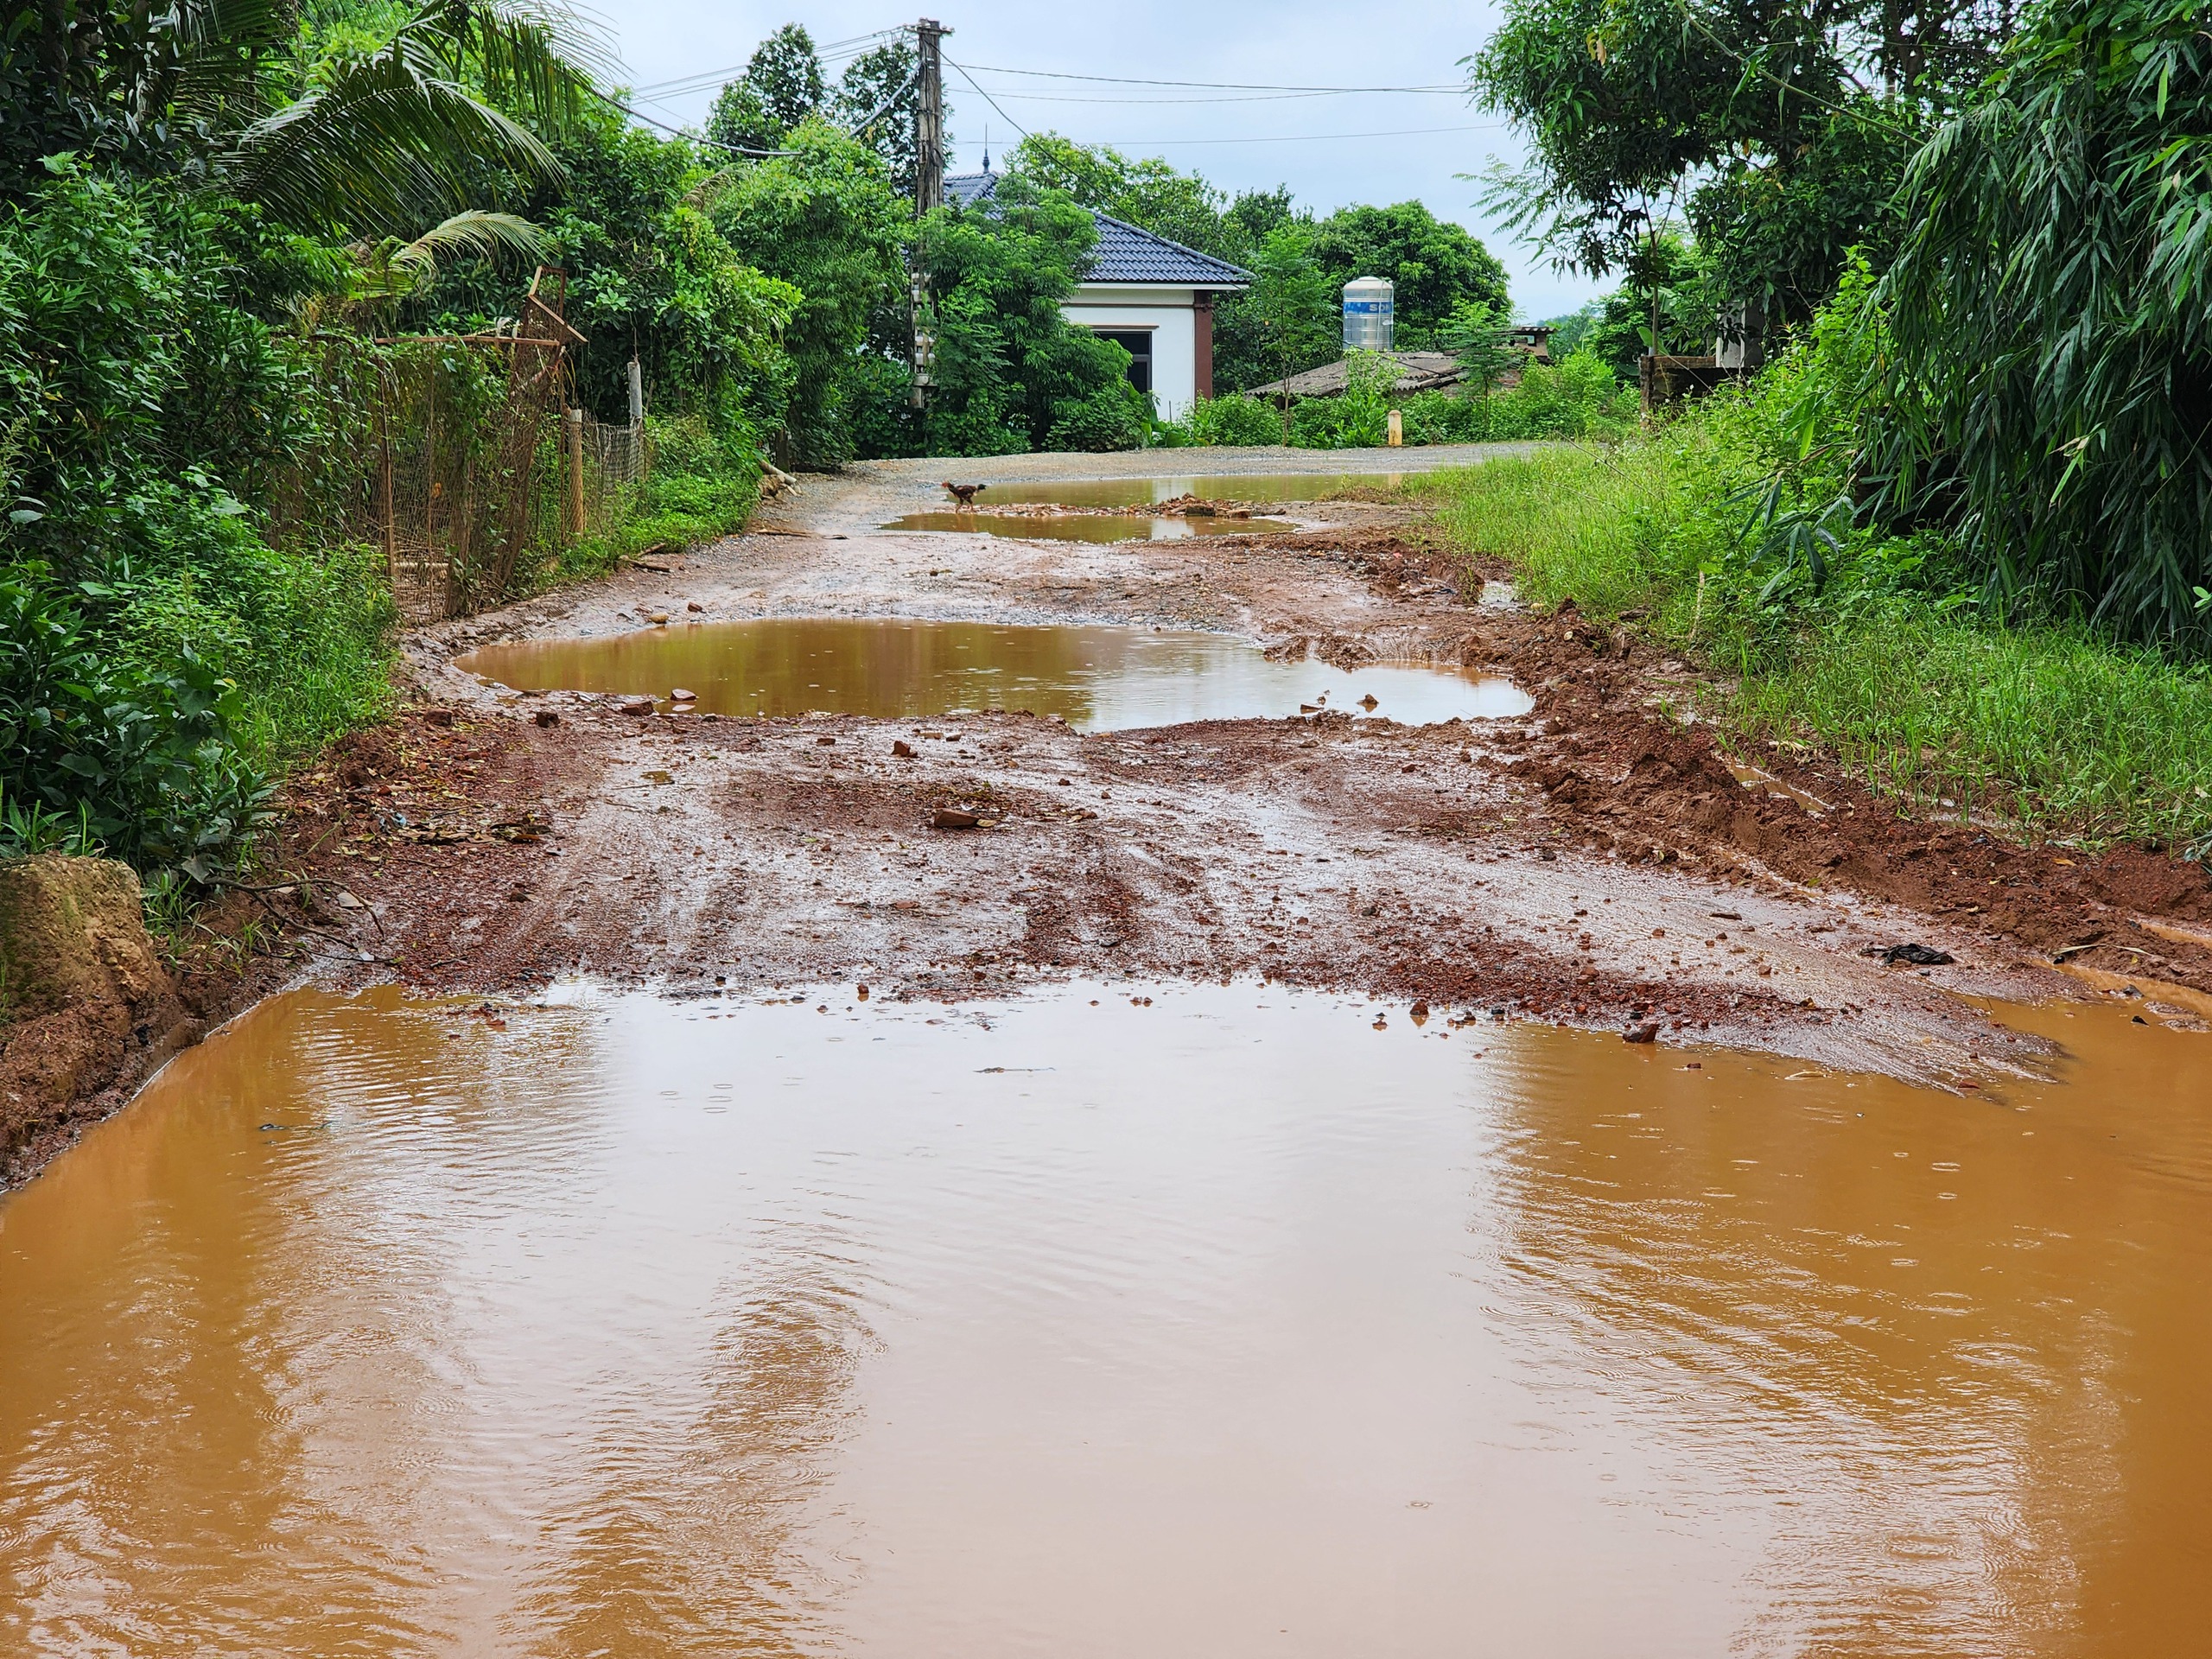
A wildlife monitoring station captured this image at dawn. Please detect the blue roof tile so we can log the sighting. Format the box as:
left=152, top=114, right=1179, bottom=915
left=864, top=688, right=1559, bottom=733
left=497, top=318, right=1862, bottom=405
left=943, top=173, right=1249, bottom=288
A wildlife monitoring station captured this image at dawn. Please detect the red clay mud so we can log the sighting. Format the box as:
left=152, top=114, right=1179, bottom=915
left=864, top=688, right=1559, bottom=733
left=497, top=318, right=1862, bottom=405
left=10, top=447, right=2206, bottom=1186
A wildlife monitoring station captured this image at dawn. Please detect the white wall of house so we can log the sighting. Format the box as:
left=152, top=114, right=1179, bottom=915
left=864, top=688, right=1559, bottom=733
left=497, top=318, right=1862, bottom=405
left=1061, top=285, right=1198, bottom=418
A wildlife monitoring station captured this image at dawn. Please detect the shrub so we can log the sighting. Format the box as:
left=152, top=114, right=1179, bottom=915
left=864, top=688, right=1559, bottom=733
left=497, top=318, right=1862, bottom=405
left=1182, top=392, right=1286, bottom=447
left=1046, top=379, right=1149, bottom=452
left=0, top=569, right=270, bottom=872
left=1268, top=349, right=1630, bottom=448
left=909, top=177, right=1145, bottom=456
left=0, top=164, right=393, bottom=874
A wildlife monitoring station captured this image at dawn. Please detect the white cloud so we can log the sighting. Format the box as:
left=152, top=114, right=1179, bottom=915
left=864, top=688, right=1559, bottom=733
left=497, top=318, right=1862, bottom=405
left=607, top=1, right=1611, bottom=319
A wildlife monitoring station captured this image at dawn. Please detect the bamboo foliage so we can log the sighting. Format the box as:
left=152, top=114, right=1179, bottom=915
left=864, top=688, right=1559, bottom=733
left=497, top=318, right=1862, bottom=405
left=1866, top=0, right=2212, bottom=646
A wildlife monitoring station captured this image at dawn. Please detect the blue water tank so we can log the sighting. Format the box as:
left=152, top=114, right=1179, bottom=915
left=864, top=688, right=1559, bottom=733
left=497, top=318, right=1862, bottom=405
left=1342, top=276, right=1395, bottom=350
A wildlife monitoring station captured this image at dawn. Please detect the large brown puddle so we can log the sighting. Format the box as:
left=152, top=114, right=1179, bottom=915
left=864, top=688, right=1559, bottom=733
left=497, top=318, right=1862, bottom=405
left=457, top=619, right=1532, bottom=728
left=3, top=982, right=2208, bottom=1654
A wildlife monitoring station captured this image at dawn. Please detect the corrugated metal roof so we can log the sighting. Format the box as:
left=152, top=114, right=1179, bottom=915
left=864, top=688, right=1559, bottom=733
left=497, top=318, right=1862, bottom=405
left=943, top=172, right=1249, bottom=289
left=1251, top=352, right=1468, bottom=400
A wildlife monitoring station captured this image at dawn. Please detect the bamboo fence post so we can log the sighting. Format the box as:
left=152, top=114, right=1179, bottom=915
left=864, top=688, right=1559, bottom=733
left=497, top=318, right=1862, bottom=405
left=378, top=429, right=397, bottom=588
left=567, top=407, right=586, bottom=537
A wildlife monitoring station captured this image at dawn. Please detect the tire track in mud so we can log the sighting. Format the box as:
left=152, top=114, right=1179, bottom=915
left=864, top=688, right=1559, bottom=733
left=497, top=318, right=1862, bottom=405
left=259, top=454, right=2212, bottom=1091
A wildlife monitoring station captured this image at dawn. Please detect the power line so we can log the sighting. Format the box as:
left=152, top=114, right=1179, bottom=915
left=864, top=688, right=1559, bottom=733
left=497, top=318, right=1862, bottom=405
left=1077, top=123, right=1507, bottom=146
left=630, top=29, right=906, bottom=97
left=597, top=92, right=795, bottom=156
left=943, top=54, right=1031, bottom=142
left=958, top=88, right=1373, bottom=105
left=954, top=62, right=1466, bottom=93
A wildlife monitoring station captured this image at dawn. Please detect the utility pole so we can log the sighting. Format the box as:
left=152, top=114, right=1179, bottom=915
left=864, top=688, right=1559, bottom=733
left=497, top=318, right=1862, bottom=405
left=914, top=19, right=945, bottom=216
left=910, top=18, right=948, bottom=409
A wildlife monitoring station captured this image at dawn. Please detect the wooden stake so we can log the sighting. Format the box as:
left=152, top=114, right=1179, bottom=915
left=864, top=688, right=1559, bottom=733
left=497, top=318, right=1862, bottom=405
left=567, top=407, right=585, bottom=537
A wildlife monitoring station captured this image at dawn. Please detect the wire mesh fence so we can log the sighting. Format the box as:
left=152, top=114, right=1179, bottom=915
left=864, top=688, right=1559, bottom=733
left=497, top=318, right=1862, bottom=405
left=263, top=270, right=652, bottom=625
left=582, top=414, right=649, bottom=489
left=371, top=271, right=576, bottom=621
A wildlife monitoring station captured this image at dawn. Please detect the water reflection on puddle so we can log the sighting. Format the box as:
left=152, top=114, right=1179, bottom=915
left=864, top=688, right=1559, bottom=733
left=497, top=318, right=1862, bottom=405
left=457, top=619, right=1531, bottom=728
left=939, top=473, right=1421, bottom=508
left=2, top=982, right=2207, bottom=1654
left=883, top=510, right=1296, bottom=543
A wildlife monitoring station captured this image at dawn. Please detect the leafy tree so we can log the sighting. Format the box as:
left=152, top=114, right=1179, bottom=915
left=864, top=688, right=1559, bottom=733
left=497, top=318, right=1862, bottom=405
left=1223, top=186, right=1303, bottom=251
left=709, top=120, right=910, bottom=466
left=1007, top=133, right=1234, bottom=257
left=1469, top=0, right=1986, bottom=330
left=706, top=22, right=825, bottom=155
left=1308, top=201, right=1511, bottom=348
left=1846, top=0, right=2212, bottom=647
left=833, top=38, right=930, bottom=196
left=1243, top=228, right=1336, bottom=426
left=1537, top=300, right=1605, bottom=359
left=704, top=27, right=939, bottom=194
left=915, top=175, right=1143, bottom=454
left=413, top=106, right=795, bottom=437
left=1438, top=300, right=1520, bottom=397
left=1687, top=100, right=1923, bottom=323
left=1, top=0, right=602, bottom=238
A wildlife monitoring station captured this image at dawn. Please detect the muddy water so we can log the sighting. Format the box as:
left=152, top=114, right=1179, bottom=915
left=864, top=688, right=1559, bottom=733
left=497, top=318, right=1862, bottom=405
left=939, top=474, right=1417, bottom=508
left=3, top=984, right=2208, bottom=1656
left=882, top=510, right=1296, bottom=542
left=457, top=619, right=1532, bottom=728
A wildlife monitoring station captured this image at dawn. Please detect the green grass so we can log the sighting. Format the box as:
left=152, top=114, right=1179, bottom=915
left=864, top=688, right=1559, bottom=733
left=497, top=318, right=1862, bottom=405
left=226, top=543, right=400, bottom=773
left=1423, top=441, right=2212, bottom=855
left=1428, top=442, right=1725, bottom=619
left=1733, top=611, right=2212, bottom=849
left=545, top=413, right=764, bottom=587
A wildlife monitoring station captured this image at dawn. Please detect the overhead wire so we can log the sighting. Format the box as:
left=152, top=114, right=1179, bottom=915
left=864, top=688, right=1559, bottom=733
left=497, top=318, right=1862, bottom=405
left=620, top=35, right=1503, bottom=159
left=951, top=62, right=1466, bottom=93
left=942, top=54, right=1032, bottom=142
left=1073, top=122, right=1506, bottom=146
left=596, top=91, right=795, bottom=156
left=957, top=88, right=1379, bottom=105
left=630, top=26, right=906, bottom=98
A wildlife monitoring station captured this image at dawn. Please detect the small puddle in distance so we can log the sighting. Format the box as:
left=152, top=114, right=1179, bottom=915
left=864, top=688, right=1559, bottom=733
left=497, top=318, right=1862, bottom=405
left=3, top=982, right=2208, bottom=1653
left=457, top=618, right=1532, bottom=728
left=941, top=473, right=1421, bottom=508
left=885, top=511, right=1296, bottom=543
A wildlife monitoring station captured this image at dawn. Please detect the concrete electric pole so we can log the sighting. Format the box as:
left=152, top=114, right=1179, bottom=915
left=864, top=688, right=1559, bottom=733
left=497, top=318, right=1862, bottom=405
left=910, top=18, right=948, bottom=408
left=914, top=19, right=945, bottom=216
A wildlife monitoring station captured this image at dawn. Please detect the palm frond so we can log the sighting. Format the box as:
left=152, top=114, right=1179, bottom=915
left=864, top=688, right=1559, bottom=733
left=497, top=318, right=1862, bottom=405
left=341, top=209, right=546, bottom=308
left=388, top=207, right=546, bottom=281
left=221, top=30, right=564, bottom=237
left=410, top=0, right=615, bottom=131
left=143, top=0, right=300, bottom=131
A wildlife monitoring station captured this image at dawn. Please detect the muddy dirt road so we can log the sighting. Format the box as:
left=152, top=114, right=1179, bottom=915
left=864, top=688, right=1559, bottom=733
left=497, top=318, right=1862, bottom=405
left=266, top=445, right=2212, bottom=1092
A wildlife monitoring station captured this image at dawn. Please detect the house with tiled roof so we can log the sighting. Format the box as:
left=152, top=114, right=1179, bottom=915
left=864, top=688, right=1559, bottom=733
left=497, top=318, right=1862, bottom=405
left=945, top=170, right=1250, bottom=419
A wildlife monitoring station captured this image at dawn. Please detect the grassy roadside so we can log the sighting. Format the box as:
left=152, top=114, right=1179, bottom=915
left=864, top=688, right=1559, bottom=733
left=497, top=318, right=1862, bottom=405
left=543, top=414, right=766, bottom=588
left=1421, top=439, right=2212, bottom=857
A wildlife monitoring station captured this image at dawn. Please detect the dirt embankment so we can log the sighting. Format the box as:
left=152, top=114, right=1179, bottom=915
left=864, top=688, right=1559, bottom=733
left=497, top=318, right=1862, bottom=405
left=8, top=447, right=2209, bottom=1186
left=0, top=856, right=210, bottom=1184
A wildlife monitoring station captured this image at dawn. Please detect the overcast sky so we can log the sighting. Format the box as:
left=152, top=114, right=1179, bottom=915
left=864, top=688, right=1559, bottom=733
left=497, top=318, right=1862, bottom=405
left=605, top=1, right=1610, bottom=320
